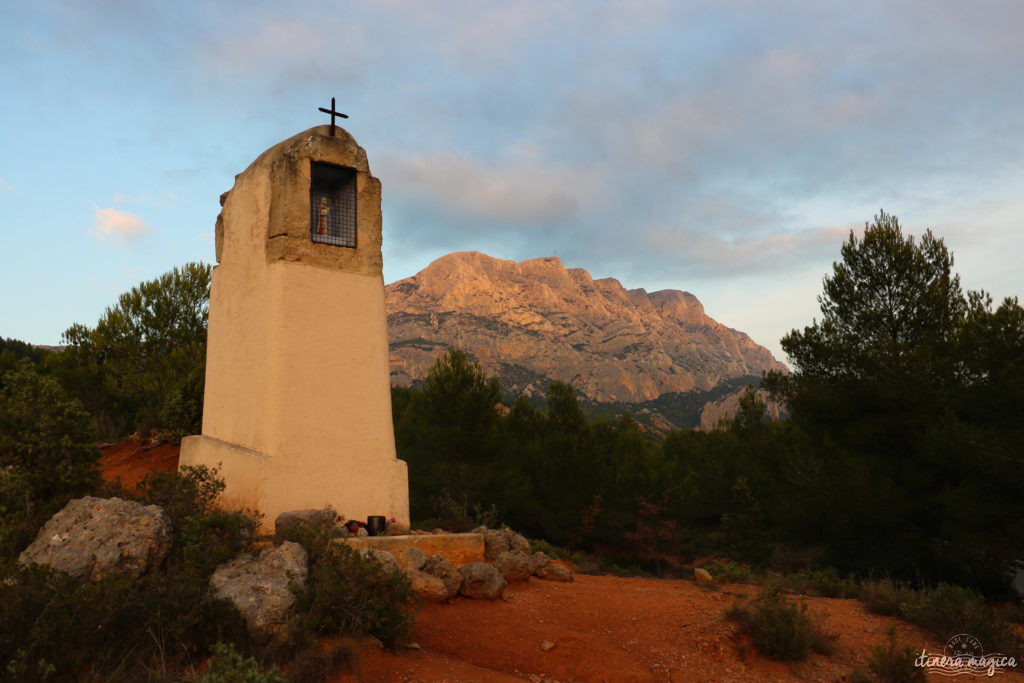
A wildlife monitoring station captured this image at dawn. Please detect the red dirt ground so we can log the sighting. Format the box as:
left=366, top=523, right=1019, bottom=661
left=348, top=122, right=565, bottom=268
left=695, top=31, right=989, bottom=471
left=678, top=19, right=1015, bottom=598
left=99, top=442, right=1023, bottom=682
left=336, top=577, right=983, bottom=682
left=98, top=437, right=180, bottom=493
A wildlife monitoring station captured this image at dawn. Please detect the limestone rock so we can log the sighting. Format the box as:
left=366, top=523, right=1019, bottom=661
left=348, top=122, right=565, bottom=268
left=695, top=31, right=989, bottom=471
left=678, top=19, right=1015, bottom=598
left=210, top=541, right=308, bottom=639
left=404, top=568, right=448, bottom=603
left=694, top=567, right=713, bottom=583
left=534, top=562, right=574, bottom=583
left=359, top=548, right=399, bottom=574
left=392, top=545, right=427, bottom=571
left=18, top=496, right=171, bottom=581
left=386, top=252, right=789, bottom=429
left=423, top=554, right=463, bottom=599
left=698, top=388, right=782, bottom=431
left=458, top=562, right=507, bottom=600
left=480, top=528, right=531, bottom=561
left=274, top=506, right=337, bottom=536
left=494, top=551, right=532, bottom=582
left=528, top=551, right=553, bottom=574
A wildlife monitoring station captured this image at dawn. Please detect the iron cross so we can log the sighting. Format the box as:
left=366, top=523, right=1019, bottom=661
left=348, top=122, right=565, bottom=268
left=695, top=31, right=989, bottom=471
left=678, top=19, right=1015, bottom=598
left=318, top=97, right=349, bottom=136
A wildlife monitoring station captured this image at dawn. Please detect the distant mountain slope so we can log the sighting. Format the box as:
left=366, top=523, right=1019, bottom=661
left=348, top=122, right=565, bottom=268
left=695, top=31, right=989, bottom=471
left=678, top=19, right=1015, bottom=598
left=386, top=251, right=787, bottom=427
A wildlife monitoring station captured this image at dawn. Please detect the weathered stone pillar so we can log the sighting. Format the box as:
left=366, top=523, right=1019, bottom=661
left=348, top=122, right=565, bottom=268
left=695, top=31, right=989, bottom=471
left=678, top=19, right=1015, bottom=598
left=180, top=125, right=409, bottom=531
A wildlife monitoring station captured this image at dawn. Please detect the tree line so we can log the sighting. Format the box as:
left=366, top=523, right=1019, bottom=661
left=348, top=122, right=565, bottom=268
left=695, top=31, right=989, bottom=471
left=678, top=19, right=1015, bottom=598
left=396, top=211, right=1024, bottom=595
left=3, top=212, right=1023, bottom=596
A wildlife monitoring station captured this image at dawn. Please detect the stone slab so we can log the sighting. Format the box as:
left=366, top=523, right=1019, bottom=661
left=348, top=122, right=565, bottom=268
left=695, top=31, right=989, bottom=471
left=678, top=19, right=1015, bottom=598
left=340, top=533, right=484, bottom=567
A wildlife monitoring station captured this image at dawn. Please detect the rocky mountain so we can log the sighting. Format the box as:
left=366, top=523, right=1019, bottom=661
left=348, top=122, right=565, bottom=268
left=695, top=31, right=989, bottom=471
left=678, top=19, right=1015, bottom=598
left=696, top=388, right=783, bottom=431
left=386, top=251, right=787, bottom=429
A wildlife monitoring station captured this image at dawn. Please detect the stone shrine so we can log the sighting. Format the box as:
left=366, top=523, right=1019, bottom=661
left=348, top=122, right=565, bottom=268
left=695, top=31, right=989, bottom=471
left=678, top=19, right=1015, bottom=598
left=179, top=124, right=409, bottom=530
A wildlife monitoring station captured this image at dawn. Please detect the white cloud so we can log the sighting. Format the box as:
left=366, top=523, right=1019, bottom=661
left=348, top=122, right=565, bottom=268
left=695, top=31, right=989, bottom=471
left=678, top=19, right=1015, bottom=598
left=379, top=152, right=604, bottom=226
left=92, top=207, right=151, bottom=245
left=629, top=223, right=855, bottom=279
left=0, top=178, right=14, bottom=192
left=196, top=17, right=364, bottom=86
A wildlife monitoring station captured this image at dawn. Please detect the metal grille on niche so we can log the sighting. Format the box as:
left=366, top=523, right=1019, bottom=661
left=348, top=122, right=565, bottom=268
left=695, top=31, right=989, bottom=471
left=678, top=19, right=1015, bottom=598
left=310, top=162, right=357, bottom=247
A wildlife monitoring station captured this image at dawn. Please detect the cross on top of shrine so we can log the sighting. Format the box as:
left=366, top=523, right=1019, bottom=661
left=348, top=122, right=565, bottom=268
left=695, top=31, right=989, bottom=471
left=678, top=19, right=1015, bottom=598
left=318, top=97, right=349, bottom=137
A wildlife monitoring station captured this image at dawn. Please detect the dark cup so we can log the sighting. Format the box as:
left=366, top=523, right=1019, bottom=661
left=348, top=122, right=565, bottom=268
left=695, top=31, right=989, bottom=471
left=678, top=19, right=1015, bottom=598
left=366, top=516, right=387, bottom=537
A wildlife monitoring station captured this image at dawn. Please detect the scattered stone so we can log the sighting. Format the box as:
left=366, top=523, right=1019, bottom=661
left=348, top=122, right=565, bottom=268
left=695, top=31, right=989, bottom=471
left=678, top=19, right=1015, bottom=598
left=18, top=496, right=171, bottom=581
left=210, top=541, right=308, bottom=639
left=693, top=567, right=713, bottom=583
left=404, top=568, right=448, bottom=603
left=495, top=551, right=532, bottom=582
left=480, top=528, right=531, bottom=561
left=359, top=548, right=399, bottom=574
left=274, top=506, right=337, bottom=537
left=541, top=640, right=555, bottom=651
left=534, top=563, right=574, bottom=583
left=528, top=551, right=553, bottom=574
left=423, top=554, right=463, bottom=599
left=458, top=562, right=507, bottom=600
left=528, top=551, right=573, bottom=582
left=405, top=642, right=422, bottom=650
left=357, top=527, right=369, bottom=537
left=392, top=545, right=427, bottom=571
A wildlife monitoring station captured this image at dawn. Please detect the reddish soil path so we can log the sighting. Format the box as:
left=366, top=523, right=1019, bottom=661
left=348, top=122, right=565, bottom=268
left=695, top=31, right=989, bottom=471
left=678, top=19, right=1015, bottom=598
left=97, top=441, right=1023, bottom=682
left=336, top=575, right=983, bottom=682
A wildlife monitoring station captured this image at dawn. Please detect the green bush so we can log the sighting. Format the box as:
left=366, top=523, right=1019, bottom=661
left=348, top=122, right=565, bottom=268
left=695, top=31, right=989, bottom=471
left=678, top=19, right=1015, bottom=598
left=867, top=626, right=926, bottom=682
left=526, top=538, right=642, bottom=577
left=282, top=528, right=416, bottom=649
left=179, top=510, right=258, bottom=575
left=200, top=642, right=286, bottom=683
left=900, top=583, right=1020, bottom=657
left=726, top=591, right=834, bottom=661
left=858, top=579, right=917, bottom=617
left=526, top=538, right=569, bottom=560
left=702, top=561, right=753, bottom=584
left=0, top=563, right=250, bottom=678
left=419, top=488, right=500, bottom=532
left=136, top=463, right=226, bottom=529
left=783, top=566, right=859, bottom=598
left=0, top=467, right=261, bottom=679
left=0, top=439, right=419, bottom=679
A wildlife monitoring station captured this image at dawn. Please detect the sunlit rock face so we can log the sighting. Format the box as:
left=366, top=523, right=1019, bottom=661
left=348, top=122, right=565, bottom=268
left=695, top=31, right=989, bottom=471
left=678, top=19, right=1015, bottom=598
left=386, top=251, right=787, bottom=407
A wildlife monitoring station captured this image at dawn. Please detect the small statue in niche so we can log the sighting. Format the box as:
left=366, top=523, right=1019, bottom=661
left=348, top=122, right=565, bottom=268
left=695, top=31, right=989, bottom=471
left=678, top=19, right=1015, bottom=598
left=316, top=196, right=330, bottom=236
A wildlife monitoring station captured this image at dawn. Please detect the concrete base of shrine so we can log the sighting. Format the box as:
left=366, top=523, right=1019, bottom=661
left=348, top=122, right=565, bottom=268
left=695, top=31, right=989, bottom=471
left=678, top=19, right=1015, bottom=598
left=340, top=533, right=485, bottom=567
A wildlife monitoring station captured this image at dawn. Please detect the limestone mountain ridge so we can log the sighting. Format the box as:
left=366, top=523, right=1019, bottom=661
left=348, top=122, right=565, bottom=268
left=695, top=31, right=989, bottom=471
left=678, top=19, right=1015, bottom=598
left=386, top=251, right=788, bottom=429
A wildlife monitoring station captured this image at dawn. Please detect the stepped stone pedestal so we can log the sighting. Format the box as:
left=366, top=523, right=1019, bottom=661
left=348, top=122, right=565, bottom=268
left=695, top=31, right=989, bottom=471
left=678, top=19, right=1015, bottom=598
left=341, top=533, right=486, bottom=567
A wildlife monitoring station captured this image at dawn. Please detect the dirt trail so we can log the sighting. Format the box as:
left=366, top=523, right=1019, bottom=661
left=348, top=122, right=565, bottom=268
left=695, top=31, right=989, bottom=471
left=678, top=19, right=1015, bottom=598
left=99, top=442, right=1022, bottom=682
left=336, top=575, right=969, bottom=682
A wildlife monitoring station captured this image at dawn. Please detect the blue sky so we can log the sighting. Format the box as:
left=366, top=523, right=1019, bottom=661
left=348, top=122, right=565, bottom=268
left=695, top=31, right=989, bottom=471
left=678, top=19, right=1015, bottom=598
left=2, top=1, right=1022, bottom=363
